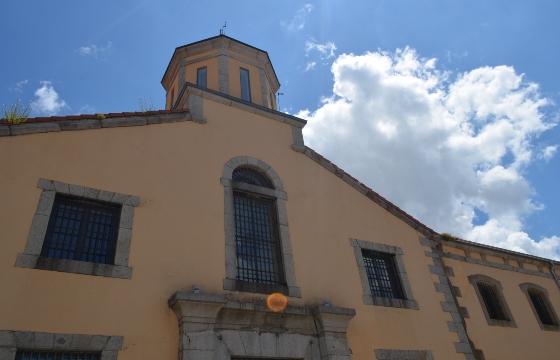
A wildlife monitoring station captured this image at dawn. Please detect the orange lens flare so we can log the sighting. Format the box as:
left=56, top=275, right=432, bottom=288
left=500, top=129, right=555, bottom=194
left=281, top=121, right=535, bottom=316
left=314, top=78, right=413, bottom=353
left=267, top=293, right=288, bottom=312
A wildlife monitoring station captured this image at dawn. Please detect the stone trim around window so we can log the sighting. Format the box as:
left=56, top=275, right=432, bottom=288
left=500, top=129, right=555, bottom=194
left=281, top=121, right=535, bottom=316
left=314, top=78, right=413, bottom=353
left=15, top=178, right=140, bottom=279
left=374, top=349, right=434, bottom=360
left=350, top=238, right=418, bottom=309
left=519, top=283, right=560, bottom=331
left=220, top=156, right=300, bottom=298
left=468, top=274, right=517, bottom=328
left=0, top=330, right=123, bottom=360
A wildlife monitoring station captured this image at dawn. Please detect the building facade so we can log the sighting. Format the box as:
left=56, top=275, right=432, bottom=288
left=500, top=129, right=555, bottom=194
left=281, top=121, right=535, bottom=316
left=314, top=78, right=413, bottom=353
left=1, top=35, right=559, bottom=360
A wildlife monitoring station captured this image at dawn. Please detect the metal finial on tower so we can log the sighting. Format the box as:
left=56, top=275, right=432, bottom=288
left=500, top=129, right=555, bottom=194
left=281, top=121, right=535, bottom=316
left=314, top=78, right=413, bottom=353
left=220, top=22, right=227, bottom=35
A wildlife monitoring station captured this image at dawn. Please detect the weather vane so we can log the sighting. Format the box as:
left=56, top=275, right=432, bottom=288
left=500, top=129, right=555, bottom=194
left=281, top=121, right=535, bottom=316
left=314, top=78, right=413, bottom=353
left=219, top=22, right=227, bottom=35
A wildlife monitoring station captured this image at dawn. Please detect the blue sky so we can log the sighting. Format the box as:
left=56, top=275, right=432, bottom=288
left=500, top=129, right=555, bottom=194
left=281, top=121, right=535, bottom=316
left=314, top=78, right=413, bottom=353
left=2, top=1, right=559, bottom=258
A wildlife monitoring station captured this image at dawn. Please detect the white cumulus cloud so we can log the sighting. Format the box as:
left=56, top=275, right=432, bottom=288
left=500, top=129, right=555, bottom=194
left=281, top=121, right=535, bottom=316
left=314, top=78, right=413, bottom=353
left=305, top=40, right=337, bottom=59
left=298, top=47, right=559, bottom=259
left=33, top=81, right=68, bottom=116
left=281, top=4, right=313, bottom=31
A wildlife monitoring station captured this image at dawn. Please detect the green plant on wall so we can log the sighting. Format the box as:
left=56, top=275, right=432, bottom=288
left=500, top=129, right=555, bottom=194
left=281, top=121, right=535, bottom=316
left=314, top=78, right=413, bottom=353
left=138, top=97, right=154, bottom=115
left=1, top=99, right=32, bottom=125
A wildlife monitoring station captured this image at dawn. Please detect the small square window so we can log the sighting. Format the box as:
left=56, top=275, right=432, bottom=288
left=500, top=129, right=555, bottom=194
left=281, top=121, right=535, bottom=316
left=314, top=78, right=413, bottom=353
left=350, top=238, right=418, bottom=309
left=197, top=67, right=207, bottom=88
left=41, top=194, right=121, bottom=265
left=362, top=250, right=404, bottom=299
left=15, top=178, right=140, bottom=279
left=1, top=331, right=123, bottom=360
left=240, top=68, right=251, bottom=102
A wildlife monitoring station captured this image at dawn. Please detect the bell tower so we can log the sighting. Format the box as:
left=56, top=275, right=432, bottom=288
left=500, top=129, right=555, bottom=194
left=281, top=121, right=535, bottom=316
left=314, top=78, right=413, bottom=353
left=161, top=35, right=280, bottom=111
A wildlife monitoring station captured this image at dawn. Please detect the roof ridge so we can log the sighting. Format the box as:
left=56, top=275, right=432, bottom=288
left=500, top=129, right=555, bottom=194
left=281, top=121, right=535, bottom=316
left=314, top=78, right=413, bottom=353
left=1, top=109, right=189, bottom=124
left=303, top=146, right=437, bottom=239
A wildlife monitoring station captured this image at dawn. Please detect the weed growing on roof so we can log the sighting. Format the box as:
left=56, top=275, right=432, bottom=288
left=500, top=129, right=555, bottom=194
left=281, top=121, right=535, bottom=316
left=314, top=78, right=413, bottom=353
left=440, top=233, right=459, bottom=241
left=96, top=113, right=106, bottom=120
left=138, top=97, right=154, bottom=115
left=1, top=99, right=32, bottom=125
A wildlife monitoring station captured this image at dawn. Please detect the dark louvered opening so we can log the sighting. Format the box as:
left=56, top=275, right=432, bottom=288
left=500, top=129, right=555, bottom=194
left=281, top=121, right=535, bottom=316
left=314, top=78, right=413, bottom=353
left=234, top=191, right=284, bottom=285
left=232, top=167, right=273, bottom=189
left=362, top=250, right=404, bottom=299
left=528, top=289, right=557, bottom=325
left=16, top=350, right=100, bottom=360
left=477, top=282, right=507, bottom=320
left=41, top=194, right=121, bottom=264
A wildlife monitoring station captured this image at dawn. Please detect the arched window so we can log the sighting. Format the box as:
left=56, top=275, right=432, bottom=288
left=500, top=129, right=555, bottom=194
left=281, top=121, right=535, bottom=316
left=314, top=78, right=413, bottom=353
left=520, top=283, right=560, bottom=331
left=468, top=275, right=516, bottom=327
left=232, top=167, right=283, bottom=285
left=232, top=167, right=273, bottom=188
left=476, top=281, right=508, bottom=321
left=221, top=157, right=300, bottom=297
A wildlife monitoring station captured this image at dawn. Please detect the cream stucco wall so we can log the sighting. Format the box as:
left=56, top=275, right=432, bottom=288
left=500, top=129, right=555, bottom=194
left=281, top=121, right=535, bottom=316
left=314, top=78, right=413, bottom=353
left=1, top=97, right=559, bottom=359
left=447, top=257, right=560, bottom=360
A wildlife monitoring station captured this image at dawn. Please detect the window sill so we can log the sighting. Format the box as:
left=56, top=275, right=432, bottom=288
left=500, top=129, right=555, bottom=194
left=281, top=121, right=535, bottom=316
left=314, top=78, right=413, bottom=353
left=223, top=279, right=301, bottom=298
left=485, top=318, right=517, bottom=328
left=15, top=254, right=132, bottom=279
left=363, top=295, right=419, bottom=310
left=541, top=324, right=560, bottom=332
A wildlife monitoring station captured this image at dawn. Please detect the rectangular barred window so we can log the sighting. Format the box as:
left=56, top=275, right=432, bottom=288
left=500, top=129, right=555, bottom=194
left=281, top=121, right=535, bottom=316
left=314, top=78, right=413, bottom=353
left=477, top=282, right=508, bottom=320
left=362, top=250, right=404, bottom=299
left=41, top=194, right=121, bottom=264
left=16, top=350, right=100, bottom=360
left=233, top=191, right=284, bottom=285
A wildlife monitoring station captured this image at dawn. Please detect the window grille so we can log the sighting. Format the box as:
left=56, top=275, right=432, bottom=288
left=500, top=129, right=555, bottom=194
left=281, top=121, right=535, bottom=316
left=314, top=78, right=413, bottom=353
left=234, top=191, right=284, bottom=285
left=362, top=250, right=404, bottom=299
left=477, top=282, right=507, bottom=320
left=232, top=168, right=273, bottom=189
left=528, top=289, right=556, bottom=325
left=16, top=350, right=100, bottom=360
left=41, top=194, right=121, bottom=264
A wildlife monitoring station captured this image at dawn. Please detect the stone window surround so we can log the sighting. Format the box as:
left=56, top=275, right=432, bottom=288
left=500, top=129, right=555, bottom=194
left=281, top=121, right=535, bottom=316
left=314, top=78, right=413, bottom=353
left=350, top=238, right=419, bottom=310
left=221, top=156, right=301, bottom=298
left=467, top=274, right=517, bottom=328
left=374, top=349, right=434, bottom=360
left=0, top=330, right=123, bottom=360
left=15, top=178, right=140, bottom=279
left=519, top=282, right=560, bottom=331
